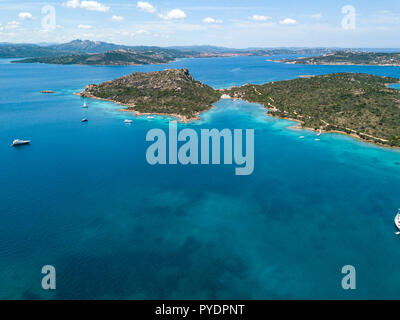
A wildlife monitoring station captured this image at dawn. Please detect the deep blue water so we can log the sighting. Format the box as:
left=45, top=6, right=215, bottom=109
left=1, top=56, right=400, bottom=299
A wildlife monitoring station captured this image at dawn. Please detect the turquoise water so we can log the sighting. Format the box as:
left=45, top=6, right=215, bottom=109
left=1, top=56, right=400, bottom=300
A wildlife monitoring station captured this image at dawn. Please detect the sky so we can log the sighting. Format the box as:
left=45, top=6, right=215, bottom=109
left=0, top=0, right=400, bottom=48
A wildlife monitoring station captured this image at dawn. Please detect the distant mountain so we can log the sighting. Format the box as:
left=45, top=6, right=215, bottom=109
left=168, top=45, right=239, bottom=53
left=169, top=45, right=336, bottom=56
left=5, top=39, right=396, bottom=65
left=49, top=39, right=130, bottom=54
left=12, top=48, right=192, bottom=66
left=0, top=43, right=67, bottom=58
left=1, top=40, right=399, bottom=60
left=277, top=51, right=400, bottom=66
left=50, top=40, right=196, bottom=54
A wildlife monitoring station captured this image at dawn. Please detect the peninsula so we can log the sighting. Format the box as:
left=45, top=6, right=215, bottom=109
left=277, top=51, right=400, bottom=66
left=78, top=68, right=400, bottom=147
left=224, top=73, right=400, bottom=147
left=77, top=68, right=221, bottom=121
left=5, top=39, right=335, bottom=66
left=13, top=49, right=188, bottom=66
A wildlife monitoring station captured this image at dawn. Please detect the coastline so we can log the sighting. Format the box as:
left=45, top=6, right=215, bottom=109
left=275, top=60, right=400, bottom=67
left=74, top=92, right=400, bottom=151
left=228, top=96, right=400, bottom=151
left=74, top=91, right=214, bottom=123
left=75, top=71, right=400, bottom=151
left=16, top=60, right=177, bottom=66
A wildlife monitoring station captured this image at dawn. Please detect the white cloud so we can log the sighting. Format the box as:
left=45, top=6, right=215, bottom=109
left=279, top=18, right=297, bottom=25
left=63, top=0, right=80, bottom=8
left=132, top=29, right=149, bottom=36
left=6, top=21, right=20, bottom=29
left=159, top=9, right=187, bottom=20
left=18, top=12, right=33, bottom=20
left=63, top=0, right=109, bottom=12
left=111, top=15, right=124, bottom=22
left=309, top=13, right=322, bottom=20
left=78, top=24, right=92, bottom=29
left=203, top=17, right=223, bottom=24
left=249, top=15, right=271, bottom=21
left=137, top=1, right=156, bottom=14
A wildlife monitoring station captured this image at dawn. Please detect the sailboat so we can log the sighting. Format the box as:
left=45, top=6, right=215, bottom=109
left=11, top=139, right=31, bottom=147
left=395, top=209, right=400, bottom=235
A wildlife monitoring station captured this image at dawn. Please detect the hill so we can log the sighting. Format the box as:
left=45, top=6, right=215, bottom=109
left=12, top=48, right=191, bottom=65
left=78, top=68, right=222, bottom=121
left=277, top=51, right=400, bottom=66
left=0, top=43, right=68, bottom=58
left=225, top=73, right=400, bottom=147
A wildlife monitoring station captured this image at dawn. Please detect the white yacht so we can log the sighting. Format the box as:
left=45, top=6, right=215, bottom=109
left=124, top=119, right=133, bottom=124
left=83, top=100, right=88, bottom=108
left=11, top=139, right=31, bottom=147
left=395, top=210, right=400, bottom=235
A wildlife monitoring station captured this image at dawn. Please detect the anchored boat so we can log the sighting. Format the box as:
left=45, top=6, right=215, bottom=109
left=124, top=119, right=133, bottom=124
left=11, top=139, right=31, bottom=147
left=395, top=210, right=400, bottom=235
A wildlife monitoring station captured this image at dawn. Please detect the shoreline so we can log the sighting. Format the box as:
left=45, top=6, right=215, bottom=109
left=275, top=60, right=400, bottom=67
left=74, top=92, right=213, bottom=123
left=77, top=91, right=400, bottom=151
left=229, top=97, right=400, bottom=151
left=75, top=71, right=400, bottom=151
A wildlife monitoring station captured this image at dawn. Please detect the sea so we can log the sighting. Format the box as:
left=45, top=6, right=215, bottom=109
left=0, top=55, right=400, bottom=299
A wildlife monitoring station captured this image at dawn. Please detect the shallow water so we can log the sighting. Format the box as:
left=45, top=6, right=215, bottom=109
left=0, top=56, right=400, bottom=299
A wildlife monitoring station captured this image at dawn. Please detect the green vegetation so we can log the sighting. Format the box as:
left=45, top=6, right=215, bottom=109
left=4, top=39, right=336, bottom=65
left=79, top=68, right=221, bottom=120
left=12, top=49, right=188, bottom=66
left=278, top=51, right=400, bottom=66
left=225, top=73, right=400, bottom=147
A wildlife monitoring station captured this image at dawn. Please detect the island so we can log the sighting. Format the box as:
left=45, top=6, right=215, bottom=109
left=77, top=68, right=222, bottom=121
left=13, top=49, right=188, bottom=66
left=223, top=73, right=400, bottom=147
left=4, top=39, right=336, bottom=66
left=277, top=51, right=400, bottom=66
left=78, top=69, right=400, bottom=147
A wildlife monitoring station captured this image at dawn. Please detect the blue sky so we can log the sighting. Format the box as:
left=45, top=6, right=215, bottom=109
left=0, top=0, right=400, bottom=47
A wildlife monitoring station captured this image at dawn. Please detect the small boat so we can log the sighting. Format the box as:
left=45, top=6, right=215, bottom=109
left=81, top=118, right=88, bottom=122
left=124, top=119, right=133, bottom=124
left=83, top=100, right=88, bottom=108
left=317, top=129, right=322, bottom=137
left=11, top=139, right=31, bottom=147
left=299, top=136, right=305, bottom=139
left=395, top=210, right=400, bottom=235
left=315, top=139, right=321, bottom=142
left=147, top=116, right=154, bottom=120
